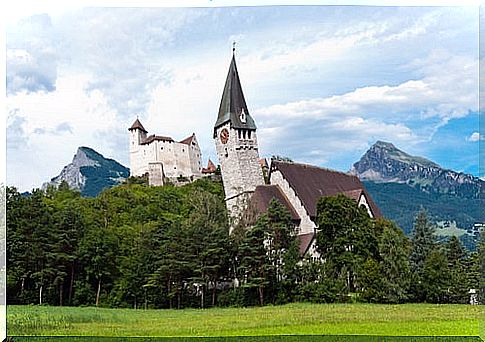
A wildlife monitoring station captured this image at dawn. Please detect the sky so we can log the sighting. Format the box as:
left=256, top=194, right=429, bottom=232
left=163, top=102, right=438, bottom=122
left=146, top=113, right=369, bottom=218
left=4, top=2, right=481, bottom=192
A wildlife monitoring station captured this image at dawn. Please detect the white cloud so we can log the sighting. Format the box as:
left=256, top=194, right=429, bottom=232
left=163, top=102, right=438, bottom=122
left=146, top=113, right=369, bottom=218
left=467, top=132, right=480, bottom=142
left=6, top=73, right=125, bottom=191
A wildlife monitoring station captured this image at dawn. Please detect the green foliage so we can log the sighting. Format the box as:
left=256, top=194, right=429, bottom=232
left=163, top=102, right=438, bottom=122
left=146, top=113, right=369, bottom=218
left=363, top=181, right=478, bottom=250
left=315, top=194, right=377, bottom=293
left=376, top=219, right=410, bottom=303
left=6, top=181, right=478, bottom=308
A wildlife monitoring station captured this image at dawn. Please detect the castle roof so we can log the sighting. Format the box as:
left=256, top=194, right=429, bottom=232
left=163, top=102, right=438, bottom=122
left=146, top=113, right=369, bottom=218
left=269, top=160, right=381, bottom=219
left=202, top=159, right=217, bottom=174
left=250, top=184, right=300, bottom=222
left=179, top=134, right=195, bottom=145
left=214, top=54, right=257, bottom=136
left=141, top=135, right=174, bottom=145
left=128, top=118, right=147, bottom=133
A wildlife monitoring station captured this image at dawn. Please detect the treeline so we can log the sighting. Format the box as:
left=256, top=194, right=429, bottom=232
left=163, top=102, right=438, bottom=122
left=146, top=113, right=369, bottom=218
left=6, top=179, right=481, bottom=308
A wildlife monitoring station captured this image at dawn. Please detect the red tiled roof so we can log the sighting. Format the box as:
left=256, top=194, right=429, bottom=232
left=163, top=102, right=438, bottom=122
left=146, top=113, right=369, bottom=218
left=179, top=134, right=195, bottom=145
left=202, top=159, right=217, bottom=174
left=250, top=185, right=300, bottom=221
left=297, top=232, right=315, bottom=256
left=128, top=118, right=147, bottom=132
left=141, top=134, right=174, bottom=145
left=270, top=161, right=381, bottom=218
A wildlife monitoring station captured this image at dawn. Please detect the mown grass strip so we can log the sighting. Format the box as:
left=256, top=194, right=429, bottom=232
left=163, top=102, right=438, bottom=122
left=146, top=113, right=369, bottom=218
left=7, top=303, right=479, bottom=337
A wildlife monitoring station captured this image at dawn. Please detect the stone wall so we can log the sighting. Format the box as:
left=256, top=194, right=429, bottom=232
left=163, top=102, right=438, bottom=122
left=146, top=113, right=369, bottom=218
left=215, top=123, right=264, bottom=220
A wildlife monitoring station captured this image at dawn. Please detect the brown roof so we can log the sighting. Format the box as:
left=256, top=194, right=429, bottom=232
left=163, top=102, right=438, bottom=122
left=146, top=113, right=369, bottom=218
left=141, top=134, right=174, bottom=145
left=297, top=232, right=315, bottom=256
left=202, top=159, right=217, bottom=174
left=179, top=134, right=195, bottom=145
left=270, top=161, right=381, bottom=218
left=128, top=118, right=147, bottom=133
left=251, top=185, right=300, bottom=222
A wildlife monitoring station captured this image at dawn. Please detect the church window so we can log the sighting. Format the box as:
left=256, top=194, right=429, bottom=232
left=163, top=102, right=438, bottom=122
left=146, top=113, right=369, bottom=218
left=238, top=130, right=241, bottom=139
left=248, top=131, right=252, bottom=139
left=243, top=130, right=246, bottom=139
left=182, top=149, right=185, bottom=152
left=225, top=148, right=228, bottom=158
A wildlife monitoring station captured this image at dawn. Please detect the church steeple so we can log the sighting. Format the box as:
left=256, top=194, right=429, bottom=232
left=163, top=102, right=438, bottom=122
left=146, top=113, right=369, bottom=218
left=214, top=53, right=256, bottom=137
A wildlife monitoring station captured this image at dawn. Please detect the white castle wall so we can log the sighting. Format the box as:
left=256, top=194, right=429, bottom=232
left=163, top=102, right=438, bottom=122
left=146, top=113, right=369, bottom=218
left=129, top=127, right=202, bottom=183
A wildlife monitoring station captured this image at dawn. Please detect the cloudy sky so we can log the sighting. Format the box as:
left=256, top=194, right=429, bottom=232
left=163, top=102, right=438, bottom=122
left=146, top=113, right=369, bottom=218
left=5, top=3, right=480, bottom=191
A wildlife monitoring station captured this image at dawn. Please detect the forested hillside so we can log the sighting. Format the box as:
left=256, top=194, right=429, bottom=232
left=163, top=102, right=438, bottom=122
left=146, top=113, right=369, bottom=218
left=6, top=179, right=480, bottom=308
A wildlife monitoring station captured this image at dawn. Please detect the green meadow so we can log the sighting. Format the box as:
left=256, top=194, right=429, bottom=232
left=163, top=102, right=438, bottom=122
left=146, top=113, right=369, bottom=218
left=7, top=303, right=479, bottom=338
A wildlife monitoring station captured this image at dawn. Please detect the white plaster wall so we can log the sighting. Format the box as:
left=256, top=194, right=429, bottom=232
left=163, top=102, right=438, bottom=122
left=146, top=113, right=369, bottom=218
left=269, top=170, right=317, bottom=235
left=358, top=193, right=373, bottom=218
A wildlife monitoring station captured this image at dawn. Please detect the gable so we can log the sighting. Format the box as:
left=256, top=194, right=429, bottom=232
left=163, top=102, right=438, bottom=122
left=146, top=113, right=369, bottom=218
left=269, top=161, right=381, bottom=218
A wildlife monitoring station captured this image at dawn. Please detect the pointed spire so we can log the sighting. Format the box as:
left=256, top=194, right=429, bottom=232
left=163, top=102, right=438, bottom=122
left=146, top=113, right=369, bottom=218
left=214, top=52, right=257, bottom=135
left=128, top=118, right=147, bottom=132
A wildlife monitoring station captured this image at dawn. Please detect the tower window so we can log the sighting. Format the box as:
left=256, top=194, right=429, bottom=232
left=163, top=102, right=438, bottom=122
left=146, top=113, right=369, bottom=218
left=243, top=130, right=246, bottom=139
left=225, top=148, right=228, bottom=158
left=248, top=131, right=252, bottom=139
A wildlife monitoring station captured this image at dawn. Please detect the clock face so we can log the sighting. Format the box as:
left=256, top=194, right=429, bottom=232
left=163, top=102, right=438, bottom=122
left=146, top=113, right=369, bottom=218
left=220, top=128, right=229, bottom=144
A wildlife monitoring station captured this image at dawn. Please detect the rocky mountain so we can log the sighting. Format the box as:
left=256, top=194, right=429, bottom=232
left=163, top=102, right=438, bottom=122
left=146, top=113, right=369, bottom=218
left=44, top=147, right=130, bottom=197
left=352, top=141, right=480, bottom=250
left=351, top=141, right=481, bottom=199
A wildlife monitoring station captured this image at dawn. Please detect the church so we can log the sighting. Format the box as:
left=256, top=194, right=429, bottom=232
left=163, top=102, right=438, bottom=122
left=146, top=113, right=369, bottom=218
left=213, top=52, right=381, bottom=258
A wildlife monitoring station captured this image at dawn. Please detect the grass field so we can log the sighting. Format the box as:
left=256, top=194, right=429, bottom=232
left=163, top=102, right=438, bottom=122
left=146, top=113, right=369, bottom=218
left=7, top=303, right=480, bottom=338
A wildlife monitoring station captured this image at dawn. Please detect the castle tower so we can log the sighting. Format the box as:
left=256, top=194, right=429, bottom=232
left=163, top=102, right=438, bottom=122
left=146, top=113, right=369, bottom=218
left=214, top=52, right=264, bottom=224
left=128, top=118, right=148, bottom=177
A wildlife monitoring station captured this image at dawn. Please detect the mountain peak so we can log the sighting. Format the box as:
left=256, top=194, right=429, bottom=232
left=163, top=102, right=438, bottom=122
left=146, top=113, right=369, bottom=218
left=44, top=146, right=130, bottom=196
left=352, top=141, right=480, bottom=199
left=373, top=140, right=396, bottom=149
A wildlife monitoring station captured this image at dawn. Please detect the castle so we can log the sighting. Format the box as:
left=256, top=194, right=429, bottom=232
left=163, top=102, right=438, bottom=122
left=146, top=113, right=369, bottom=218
left=128, top=119, right=203, bottom=185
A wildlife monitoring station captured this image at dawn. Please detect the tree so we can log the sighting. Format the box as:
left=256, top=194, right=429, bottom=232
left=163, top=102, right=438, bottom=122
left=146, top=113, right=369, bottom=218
left=422, top=248, right=450, bottom=303
left=315, top=194, right=377, bottom=293
left=445, top=236, right=469, bottom=303
left=376, top=219, right=410, bottom=303
left=408, top=209, right=436, bottom=302
left=239, top=215, right=271, bottom=306
left=409, top=209, right=436, bottom=272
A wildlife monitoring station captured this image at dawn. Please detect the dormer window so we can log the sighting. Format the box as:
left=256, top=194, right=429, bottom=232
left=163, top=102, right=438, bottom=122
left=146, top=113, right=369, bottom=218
left=240, top=108, right=247, bottom=123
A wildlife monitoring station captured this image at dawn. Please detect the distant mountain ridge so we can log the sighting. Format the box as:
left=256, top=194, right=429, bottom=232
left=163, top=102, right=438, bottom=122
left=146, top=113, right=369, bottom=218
left=351, top=141, right=481, bottom=199
left=44, top=147, right=130, bottom=197
left=352, top=141, right=480, bottom=250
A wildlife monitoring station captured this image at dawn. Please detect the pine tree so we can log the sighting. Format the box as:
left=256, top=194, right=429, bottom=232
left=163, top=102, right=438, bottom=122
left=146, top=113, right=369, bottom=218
left=408, top=209, right=436, bottom=302
left=377, top=219, right=411, bottom=303
left=446, top=236, right=469, bottom=303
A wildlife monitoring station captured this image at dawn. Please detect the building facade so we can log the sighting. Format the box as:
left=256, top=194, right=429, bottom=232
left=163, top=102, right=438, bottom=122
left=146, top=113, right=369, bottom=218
left=213, top=53, right=265, bottom=223
left=129, top=119, right=203, bottom=185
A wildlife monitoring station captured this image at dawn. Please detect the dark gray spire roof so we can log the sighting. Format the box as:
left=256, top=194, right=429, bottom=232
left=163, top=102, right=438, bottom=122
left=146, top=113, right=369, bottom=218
left=214, top=55, right=257, bottom=135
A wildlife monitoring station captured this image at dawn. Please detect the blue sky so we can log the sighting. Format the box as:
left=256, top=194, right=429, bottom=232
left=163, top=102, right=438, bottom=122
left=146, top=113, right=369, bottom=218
left=5, top=4, right=480, bottom=191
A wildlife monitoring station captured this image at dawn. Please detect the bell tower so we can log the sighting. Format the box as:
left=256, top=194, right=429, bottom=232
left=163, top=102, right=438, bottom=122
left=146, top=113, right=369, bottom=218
left=214, top=49, right=264, bottom=225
